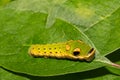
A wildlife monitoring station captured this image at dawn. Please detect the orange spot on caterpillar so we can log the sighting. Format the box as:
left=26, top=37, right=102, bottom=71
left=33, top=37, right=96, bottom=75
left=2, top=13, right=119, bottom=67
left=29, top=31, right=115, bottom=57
left=66, top=44, right=70, bottom=51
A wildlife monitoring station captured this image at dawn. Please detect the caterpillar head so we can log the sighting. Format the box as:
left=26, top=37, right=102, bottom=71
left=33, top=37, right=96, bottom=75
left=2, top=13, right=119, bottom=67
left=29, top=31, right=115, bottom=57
left=66, top=40, right=95, bottom=61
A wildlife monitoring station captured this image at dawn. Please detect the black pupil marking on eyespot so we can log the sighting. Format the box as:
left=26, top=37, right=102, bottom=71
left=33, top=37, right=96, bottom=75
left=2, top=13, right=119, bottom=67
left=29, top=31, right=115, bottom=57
left=54, top=48, right=56, bottom=49
left=49, top=48, right=51, bottom=50
left=73, top=51, right=80, bottom=56
left=38, top=48, right=40, bottom=50
left=88, top=48, right=94, bottom=54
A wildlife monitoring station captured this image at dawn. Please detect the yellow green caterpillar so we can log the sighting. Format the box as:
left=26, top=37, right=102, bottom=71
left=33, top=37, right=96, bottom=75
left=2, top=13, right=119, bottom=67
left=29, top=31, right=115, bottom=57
left=28, top=40, right=95, bottom=61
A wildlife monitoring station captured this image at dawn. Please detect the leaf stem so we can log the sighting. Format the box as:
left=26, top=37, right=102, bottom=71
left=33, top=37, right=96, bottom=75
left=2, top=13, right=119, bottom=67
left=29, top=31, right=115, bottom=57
left=111, top=62, right=120, bottom=68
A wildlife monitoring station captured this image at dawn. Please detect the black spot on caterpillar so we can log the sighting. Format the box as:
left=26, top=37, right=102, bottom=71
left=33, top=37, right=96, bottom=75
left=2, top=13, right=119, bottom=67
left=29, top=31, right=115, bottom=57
left=28, top=40, right=95, bottom=61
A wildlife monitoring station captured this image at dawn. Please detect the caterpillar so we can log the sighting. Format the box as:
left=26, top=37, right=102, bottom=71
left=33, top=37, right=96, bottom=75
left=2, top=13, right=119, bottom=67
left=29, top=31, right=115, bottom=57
left=28, top=40, right=95, bottom=61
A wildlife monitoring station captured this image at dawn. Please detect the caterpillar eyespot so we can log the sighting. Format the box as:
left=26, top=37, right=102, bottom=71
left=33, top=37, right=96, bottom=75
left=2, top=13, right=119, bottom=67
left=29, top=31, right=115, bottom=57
left=28, top=40, right=95, bottom=61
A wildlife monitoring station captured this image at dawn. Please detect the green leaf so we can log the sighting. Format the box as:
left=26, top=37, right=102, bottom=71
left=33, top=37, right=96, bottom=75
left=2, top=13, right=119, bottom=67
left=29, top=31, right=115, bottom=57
left=85, top=7, right=120, bottom=56
left=0, top=8, right=110, bottom=76
left=84, top=6, right=120, bottom=76
left=6, top=0, right=120, bottom=30
left=0, top=0, right=11, bottom=6
left=1, top=67, right=119, bottom=80
left=0, top=67, right=29, bottom=80
left=0, top=0, right=120, bottom=77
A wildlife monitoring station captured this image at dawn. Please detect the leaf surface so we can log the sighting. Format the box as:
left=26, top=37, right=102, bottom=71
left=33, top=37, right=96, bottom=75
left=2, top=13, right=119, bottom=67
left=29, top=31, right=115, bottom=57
left=0, top=0, right=120, bottom=77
